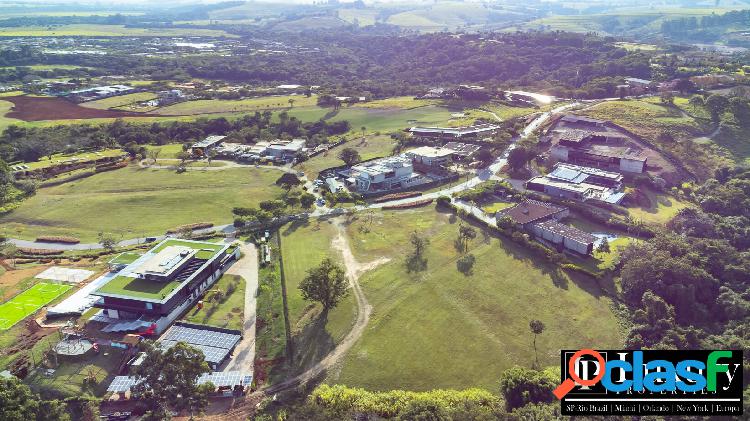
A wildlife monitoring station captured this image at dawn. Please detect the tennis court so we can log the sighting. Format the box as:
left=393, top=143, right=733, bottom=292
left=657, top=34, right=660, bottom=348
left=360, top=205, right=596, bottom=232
left=0, top=282, right=72, bottom=330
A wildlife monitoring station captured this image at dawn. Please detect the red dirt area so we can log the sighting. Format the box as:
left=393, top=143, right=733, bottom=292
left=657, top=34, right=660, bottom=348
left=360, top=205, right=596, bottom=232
left=3, top=95, right=156, bottom=121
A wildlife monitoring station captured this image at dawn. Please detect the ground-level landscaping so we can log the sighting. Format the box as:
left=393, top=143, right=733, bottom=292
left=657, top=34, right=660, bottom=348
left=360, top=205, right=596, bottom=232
left=182, top=274, right=245, bottom=331
left=0, top=165, right=285, bottom=242
left=325, top=208, right=624, bottom=391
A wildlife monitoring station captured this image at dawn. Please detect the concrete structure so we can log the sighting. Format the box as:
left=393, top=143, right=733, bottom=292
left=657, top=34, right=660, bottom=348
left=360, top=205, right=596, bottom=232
left=560, top=115, right=606, bottom=128
left=549, top=127, right=646, bottom=173
left=406, top=146, right=455, bottom=166
left=68, top=85, right=134, bottom=102
left=92, top=239, right=239, bottom=335
left=265, top=139, right=306, bottom=160
left=347, top=155, right=427, bottom=193
left=496, top=199, right=569, bottom=228
left=408, top=123, right=500, bottom=140
left=191, top=135, right=226, bottom=156
left=525, top=163, right=626, bottom=204
left=157, top=89, right=184, bottom=105
left=530, top=220, right=597, bottom=255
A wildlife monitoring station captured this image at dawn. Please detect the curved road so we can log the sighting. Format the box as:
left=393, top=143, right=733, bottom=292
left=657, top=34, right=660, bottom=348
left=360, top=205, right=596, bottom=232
left=7, top=101, right=579, bottom=251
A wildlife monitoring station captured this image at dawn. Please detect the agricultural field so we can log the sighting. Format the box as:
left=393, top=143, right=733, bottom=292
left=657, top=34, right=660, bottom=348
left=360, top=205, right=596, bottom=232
left=153, top=95, right=318, bottom=116
left=328, top=104, right=453, bottom=133
left=0, top=282, right=72, bottom=330
left=0, top=64, right=91, bottom=71
left=337, top=8, right=379, bottom=26
left=0, top=24, right=234, bottom=37
left=296, top=135, right=397, bottom=178
left=3, top=96, right=148, bottom=121
left=81, top=92, right=157, bottom=110
left=20, top=148, right=124, bottom=171
left=278, top=219, right=357, bottom=376
left=0, top=165, right=285, bottom=242
left=182, top=274, right=245, bottom=331
left=326, top=208, right=623, bottom=390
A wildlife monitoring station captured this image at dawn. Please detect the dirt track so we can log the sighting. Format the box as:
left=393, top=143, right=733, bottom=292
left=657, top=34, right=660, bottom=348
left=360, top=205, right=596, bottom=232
left=3, top=96, right=155, bottom=121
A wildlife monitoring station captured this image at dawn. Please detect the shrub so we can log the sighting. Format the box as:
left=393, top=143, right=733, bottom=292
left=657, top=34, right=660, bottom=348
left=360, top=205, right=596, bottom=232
left=35, top=236, right=80, bottom=244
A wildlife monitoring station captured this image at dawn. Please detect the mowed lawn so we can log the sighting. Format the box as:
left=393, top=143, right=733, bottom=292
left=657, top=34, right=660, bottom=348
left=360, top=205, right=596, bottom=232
left=627, top=188, right=691, bottom=224
left=279, top=219, right=358, bottom=374
left=329, top=105, right=454, bottom=133
left=154, top=95, right=318, bottom=116
left=0, top=166, right=284, bottom=242
left=327, top=208, right=623, bottom=390
left=0, top=282, right=71, bottom=330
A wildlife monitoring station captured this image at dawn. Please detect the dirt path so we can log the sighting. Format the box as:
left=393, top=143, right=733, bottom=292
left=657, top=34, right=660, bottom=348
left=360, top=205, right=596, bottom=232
left=223, top=242, right=259, bottom=373
left=262, top=217, right=387, bottom=394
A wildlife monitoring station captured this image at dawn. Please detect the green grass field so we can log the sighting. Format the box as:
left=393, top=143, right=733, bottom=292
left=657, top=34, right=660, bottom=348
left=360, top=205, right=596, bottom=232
left=326, top=208, right=623, bottom=390
left=627, top=188, right=691, bottom=224
left=279, top=219, right=357, bottom=375
left=0, top=64, right=90, bottom=71
left=20, top=148, right=124, bottom=171
left=328, top=105, right=453, bottom=133
left=154, top=95, right=318, bottom=116
left=182, top=274, right=245, bottom=330
left=0, top=166, right=284, bottom=242
left=0, top=24, right=234, bottom=37
left=0, top=282, right=72, bottom=330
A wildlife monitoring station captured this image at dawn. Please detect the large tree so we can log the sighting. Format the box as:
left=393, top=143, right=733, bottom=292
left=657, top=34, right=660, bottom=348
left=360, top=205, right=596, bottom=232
left=132, top=341, right=213, bottom=420
left=499, top=366, right=557, bottom=411
left=338, top=147, right=361, bottom=166
left=299, top=257, right=349, bottom=311
left=0, top=377, right=69, bottom=421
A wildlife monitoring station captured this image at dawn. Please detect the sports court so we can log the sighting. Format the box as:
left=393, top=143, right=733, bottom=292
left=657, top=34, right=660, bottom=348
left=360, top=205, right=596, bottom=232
left=35, top=266, right=95, bottom=284
left=0, top=282, right=72, bottom=330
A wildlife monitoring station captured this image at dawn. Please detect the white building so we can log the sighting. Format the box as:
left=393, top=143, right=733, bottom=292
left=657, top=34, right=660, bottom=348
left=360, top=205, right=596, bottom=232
left=348, top=156, right=423, bottom=193
left=406, top=146, right=455, bottom=166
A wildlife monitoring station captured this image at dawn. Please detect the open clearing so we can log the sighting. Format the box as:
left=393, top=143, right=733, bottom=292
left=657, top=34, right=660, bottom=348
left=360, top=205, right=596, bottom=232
left=153, top=95, right=318, bottom=116
left=279, top=219, right=358, bottom=375
left=3, top=95, right=151, bottom=121
left=296, top=135, right=396, bottom=178
left=325, top=208, right=623, bottom=390
left=0, top=166, right=284, bottom=242
left=0, top=282, right=72, bottom=330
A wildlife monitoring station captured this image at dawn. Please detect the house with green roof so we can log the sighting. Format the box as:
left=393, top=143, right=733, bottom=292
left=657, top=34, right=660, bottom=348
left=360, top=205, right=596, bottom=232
left=92, top=238, right=240, bottom=335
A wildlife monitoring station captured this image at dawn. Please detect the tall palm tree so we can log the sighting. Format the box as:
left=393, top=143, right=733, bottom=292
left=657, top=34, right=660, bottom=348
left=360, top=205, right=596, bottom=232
left=529, top=319, right=545, bottom=368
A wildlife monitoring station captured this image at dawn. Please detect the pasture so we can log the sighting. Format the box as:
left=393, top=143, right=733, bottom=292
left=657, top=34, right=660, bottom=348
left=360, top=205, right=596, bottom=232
left=327, top=208, right=623, bottom=390
left=0, top=24, right=234, bottom=37
left=153, top=95, right=318, bottom=116
left=0, top=166, right=284, bottom=242
left=0, top=282, right=72, bottom=330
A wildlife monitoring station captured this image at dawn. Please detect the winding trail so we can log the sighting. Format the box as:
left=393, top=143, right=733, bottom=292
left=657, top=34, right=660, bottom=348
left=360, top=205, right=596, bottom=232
left=263, top=217, right=388, bottom=394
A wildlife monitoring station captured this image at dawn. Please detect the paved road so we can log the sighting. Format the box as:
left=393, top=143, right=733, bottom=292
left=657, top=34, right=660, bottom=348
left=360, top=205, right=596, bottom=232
left=223, top=242, right=259, bottom=372
left=7, top=101, right=581, bottom=251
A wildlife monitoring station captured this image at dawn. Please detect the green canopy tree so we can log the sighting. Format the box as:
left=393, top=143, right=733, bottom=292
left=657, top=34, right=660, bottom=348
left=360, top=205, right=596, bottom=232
left=0, top=377, right=69, bottom=421
left=132, top=341, right=213, bottom=420
left=299, top=257, right=349, bottom=311
left=338, top=147, right=361, bottom=166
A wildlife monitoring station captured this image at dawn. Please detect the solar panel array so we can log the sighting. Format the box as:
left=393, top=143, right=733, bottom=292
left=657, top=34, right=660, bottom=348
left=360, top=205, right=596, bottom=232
left=107, top=376, right=140, bottom=393
left=157, top=324, right=241, bottom=365
left=198, top=371, right=253, bottom=387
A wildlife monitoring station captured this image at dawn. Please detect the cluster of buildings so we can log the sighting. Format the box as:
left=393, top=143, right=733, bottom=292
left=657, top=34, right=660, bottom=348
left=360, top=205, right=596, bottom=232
left=496, top=199, right=598, bottom=255
left=67, top=85, right=135, bottom=102
left=407, top=123, right=500, bottom=142
left=192, top=136, right=307, bottom=163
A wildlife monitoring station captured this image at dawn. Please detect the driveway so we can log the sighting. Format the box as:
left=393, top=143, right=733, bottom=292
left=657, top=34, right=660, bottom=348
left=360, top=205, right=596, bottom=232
left=223, top=242, right=259, bottom=372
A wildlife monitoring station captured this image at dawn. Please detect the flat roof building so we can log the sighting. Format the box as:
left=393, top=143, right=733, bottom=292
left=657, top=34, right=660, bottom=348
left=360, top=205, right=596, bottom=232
left=191, top=135, right=226, bottom=156
left=497, top=199, right=569, bottom=228
left=526, top=163, right=626, bottom=205
left=408, top=123, right=500, bottom=140
left=92, top=239, right=239, bottom=335
left=530, top=220, right=597, bottom=255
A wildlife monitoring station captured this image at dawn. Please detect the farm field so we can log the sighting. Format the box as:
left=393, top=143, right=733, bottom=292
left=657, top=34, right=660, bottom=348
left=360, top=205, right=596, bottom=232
left=295, top=135, right=396, bottom=178
left=0, top=24, right=234, bottom=37
left=328, top=104, right=453, bottom=133
left=279, top=219, right=357, bottom=375
left=21, top=148, right=124, bottom=171
left=327, top=208, right=623, bottom=390
left=0, top=282, right=72, bottom=330
left=81, top=92, right=157, bottom=110
left=0, top=166, right=284, bottom=242
left=3, top=95, right=149, bottom=121
left=0, top=64, right=91, bottom=71
left=153, top=95, right=318, bottom=116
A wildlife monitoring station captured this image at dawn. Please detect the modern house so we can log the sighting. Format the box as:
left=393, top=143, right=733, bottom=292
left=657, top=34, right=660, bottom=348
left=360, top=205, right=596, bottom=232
left=497, top=199, right=597, bottom=255
left=347, top=155, right=428, bottom=193
left=407, top=123, right=500, bottom=140
left=157, top=89, right=184, bottom=105
left=92, top=239, right=239, bottom=335
left=529, top=220, right=597, bottom=255
left=191, top=136, right=226, bottom=156
left=496, top=199, right=569, bottom=229
left=67, top=85, right=134, bottom=102
left=265, top=139, right=306, bottom=160
left=550, top=129, right=646, bottom=173
left=525, top=163, right=626, bottom=204
left=406, top=146, right=455, bottom=167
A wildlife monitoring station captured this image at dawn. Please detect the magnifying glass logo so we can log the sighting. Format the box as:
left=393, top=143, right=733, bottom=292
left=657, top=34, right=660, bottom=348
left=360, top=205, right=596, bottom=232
left=553, top=349, right=606, bottom=400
